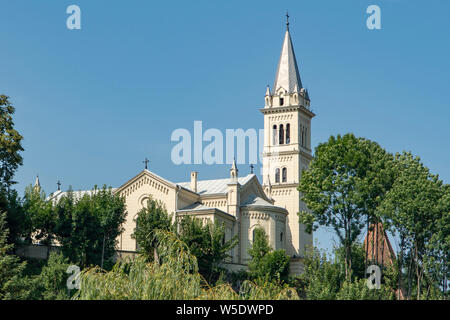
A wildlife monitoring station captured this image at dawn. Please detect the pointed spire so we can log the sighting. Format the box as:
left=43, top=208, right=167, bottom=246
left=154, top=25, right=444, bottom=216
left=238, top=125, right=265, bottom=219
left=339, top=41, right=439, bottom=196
left=34, top=175, right=41, bottom=192
left=273, top=15, right=303, bottom=94
left=230, top=158, right=238, bottom=181
left=34, top=175, right=40, bottom=188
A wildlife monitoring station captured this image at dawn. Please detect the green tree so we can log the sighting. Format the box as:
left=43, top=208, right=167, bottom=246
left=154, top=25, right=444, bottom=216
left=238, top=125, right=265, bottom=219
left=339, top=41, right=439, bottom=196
left=0, top=95, right=24, bottom=190
left=298, top=134, right=393, bottom=280
left=131, top=197, right=173, bottom=261
left=178, top=216, right=238, bottom=283
left=77, top=229, right=298, bottom=300
left=54, top=186, right=126, bottom=268
left=380, top=152, right=446, bottom=299
left=0, top=211, right=29, bottom=299
left=0, top=95, right=25, bottom=245
left=0, top=189, right=27, bottom=245
left=298, top=245, right=396, bottom=300
left=248, top=227, right=290, bottom=283
left=28, top=251, right=71, bottom=300
left=23, top=185, right=56, bottom=250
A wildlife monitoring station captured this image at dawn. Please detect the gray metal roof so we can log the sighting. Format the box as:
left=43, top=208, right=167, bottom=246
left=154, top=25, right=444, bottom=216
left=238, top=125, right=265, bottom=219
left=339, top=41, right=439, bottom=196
left=48, top=188, right=117, bottom=202
left=177, top=202, right=212, bottom=211
left=177, top=174, right=255, bottom=195
left=241, top=193, right=277, bottom=208
left=273, top=29, right=303, bottom=94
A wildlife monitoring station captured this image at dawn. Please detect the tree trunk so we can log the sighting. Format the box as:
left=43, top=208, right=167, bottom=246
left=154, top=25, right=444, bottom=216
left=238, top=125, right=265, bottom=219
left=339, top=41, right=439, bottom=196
left=153, top=247, right=159, bottom=264
left=398, top=235, right=404, bottom=300
left=101, top=233, right=106, bottom=269
left=415, top=243, right=422, bottom=300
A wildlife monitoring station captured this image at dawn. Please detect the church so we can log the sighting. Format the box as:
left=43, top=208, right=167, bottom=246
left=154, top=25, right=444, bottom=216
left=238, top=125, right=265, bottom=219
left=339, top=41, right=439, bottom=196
left=49, top=17, right=315, bottom=274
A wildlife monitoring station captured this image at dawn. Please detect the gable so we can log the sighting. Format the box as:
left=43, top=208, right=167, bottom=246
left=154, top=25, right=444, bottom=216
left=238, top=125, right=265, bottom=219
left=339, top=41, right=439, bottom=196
left=239, top=175, right=272, bottom=205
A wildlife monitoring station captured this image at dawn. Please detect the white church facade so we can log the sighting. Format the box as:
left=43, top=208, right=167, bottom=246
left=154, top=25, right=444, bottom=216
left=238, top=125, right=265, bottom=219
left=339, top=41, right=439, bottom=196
left=49, top=18, right=315, bottom=274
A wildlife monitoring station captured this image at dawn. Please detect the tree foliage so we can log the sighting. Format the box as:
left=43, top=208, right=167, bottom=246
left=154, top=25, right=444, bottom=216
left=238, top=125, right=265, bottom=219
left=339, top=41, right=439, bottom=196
left=131, top=197, right=173, bottom=260
left=0, top=211, right=29, bottom=299
left=0, top=95, right=23, bottom=190
left=178, top=216, right=239, bottom=283
left=298, top=134, right=393, bottom=280
left=248, top=227, right=290, bottom=283
left=379, top=152, right=448, bottom=299
left=27, top=251, right=71, bottom=300
left=76, top=229, right=298, bottom=300
left=54, top=186, right=126, bottom=268
left=23, top=185, right=55, bottom=247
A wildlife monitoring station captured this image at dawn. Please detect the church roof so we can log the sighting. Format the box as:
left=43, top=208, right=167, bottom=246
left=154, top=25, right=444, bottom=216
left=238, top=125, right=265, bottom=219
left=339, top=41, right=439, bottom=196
left=241, top=193, right=278, bottom=209
left=273, top=24, right=303, bottom=94
left=178, top=202, right=212, bottom=211
left=48, top=188, right=117, bottom=202
left=177, top=174, right=255, bottom=195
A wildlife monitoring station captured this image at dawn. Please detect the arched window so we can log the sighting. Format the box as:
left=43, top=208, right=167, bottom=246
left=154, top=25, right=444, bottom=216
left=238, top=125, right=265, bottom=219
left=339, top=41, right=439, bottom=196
left=275, top=168, right=280, bottom=183
left=282, top=167, right=287, bottom=182
left=280, top=97, right=284, bottom=106
left=279, top=124, right=284, bottom=145
left=286, top=123, right=290, bottom=144
left=272, top=124, right=277, bottom=145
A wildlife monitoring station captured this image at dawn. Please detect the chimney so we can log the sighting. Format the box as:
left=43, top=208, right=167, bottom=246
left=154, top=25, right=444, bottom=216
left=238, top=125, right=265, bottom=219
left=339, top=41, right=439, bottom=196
left=190, top=171, right=198, bottom=193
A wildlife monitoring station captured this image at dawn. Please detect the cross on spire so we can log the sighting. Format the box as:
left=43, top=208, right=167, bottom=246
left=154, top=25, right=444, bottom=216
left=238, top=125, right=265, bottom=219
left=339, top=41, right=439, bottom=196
left=57, top=180, right=61, bottom=191
left=286, top=11, right=290, bottom=30
left=143, top=158, right=149, bottom=170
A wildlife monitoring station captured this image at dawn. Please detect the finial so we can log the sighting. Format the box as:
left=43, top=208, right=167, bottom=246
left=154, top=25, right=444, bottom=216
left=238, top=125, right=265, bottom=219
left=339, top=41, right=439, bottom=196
left=143, top=157, right=149, bottom=170
left=286, top=11, right=290, bottom=31
left=57, top=180, right=61, bottom=191
left=250, top=164, right=254, bottom=174
left=34, top=175, right=40, bottom=187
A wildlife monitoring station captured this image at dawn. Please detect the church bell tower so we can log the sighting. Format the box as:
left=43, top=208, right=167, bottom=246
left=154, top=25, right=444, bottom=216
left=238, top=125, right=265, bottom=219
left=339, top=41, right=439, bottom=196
left=261, top=15, right=315, bottom=264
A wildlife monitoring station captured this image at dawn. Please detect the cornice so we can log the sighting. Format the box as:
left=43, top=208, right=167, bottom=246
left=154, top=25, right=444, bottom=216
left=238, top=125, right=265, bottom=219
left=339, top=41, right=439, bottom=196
left=259, top=105, right=316, bottom=118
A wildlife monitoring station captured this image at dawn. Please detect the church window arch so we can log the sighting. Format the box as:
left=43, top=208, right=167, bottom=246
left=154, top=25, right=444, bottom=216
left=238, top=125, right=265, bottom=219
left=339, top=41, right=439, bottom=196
left=280, top=97, right=284, bottom=106
left=275, top=168, right=280, bottom=183
left=282, top=167, right=287, bottom=182
left=272, top=124, right=277, bottom=145
left=279, top=124, right=284, bottom=144
left=286, top=123, right=290, bottom=144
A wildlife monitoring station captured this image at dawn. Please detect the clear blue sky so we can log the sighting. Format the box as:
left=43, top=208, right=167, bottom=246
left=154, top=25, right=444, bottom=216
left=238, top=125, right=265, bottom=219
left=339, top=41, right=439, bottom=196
left=1, top=0, right=449, bottom=253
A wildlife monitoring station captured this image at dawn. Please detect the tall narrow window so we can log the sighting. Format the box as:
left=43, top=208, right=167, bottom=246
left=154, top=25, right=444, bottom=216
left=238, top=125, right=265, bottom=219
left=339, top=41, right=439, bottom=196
left=279, top=124, right=284, bottom=144
left=280, top=232, right=283, bottom=243
left=280, top=97, right=284, bottom=106
left=305, top=127, right=308, bottom=148
left=275, top=168, right=280, bottom=183
left=272, top=124, right=277, bottom=145
left=286, top=123, right=290, bottom=144
left=282, top=167, right=287, bottom=182
left=301, top=126, right=304, bottom=147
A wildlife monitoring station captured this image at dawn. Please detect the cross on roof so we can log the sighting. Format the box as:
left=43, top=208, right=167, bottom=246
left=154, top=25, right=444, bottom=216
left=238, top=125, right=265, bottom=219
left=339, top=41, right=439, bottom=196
left=286, top=11, right=290, bottom=30
left=57, top=180, right=61, bottom=191
left=143, top=158, right=149, bottom=170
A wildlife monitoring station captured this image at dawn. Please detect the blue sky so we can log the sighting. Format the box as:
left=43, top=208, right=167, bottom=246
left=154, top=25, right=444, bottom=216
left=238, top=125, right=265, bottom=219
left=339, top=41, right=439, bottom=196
left=1, top=0, right=449, bottom=253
